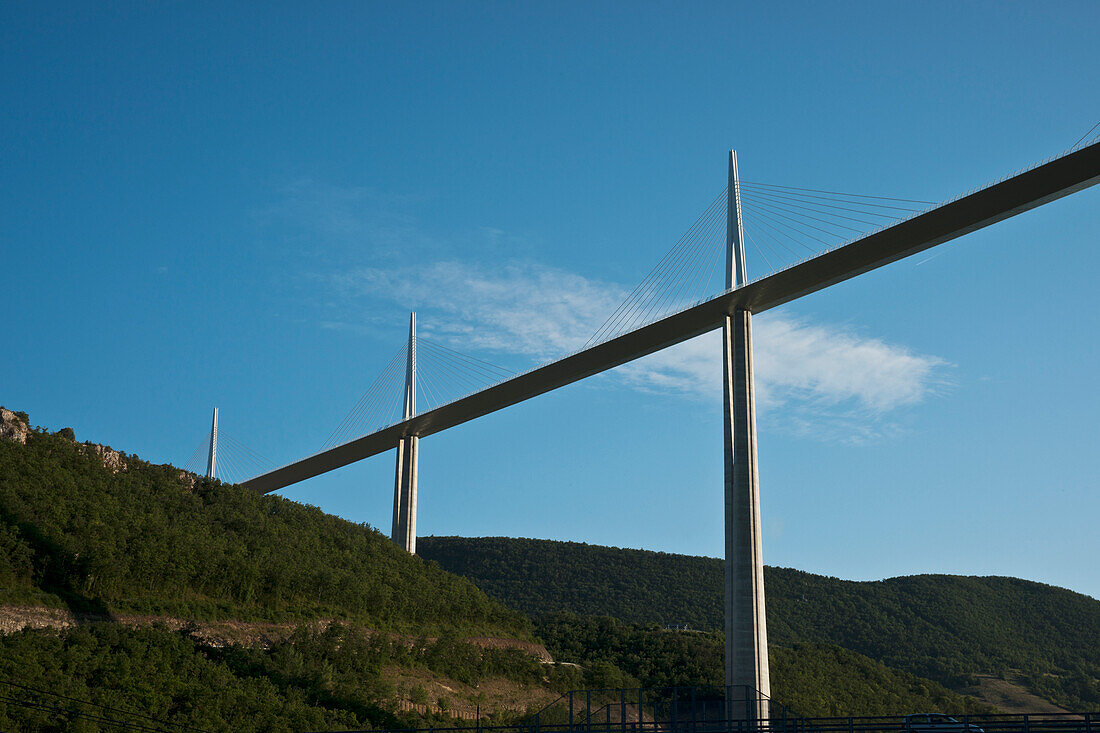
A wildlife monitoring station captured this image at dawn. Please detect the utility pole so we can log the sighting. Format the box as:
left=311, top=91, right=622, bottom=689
left=391, top=312, right=419, bottom=554
left=206, top=407, right=219, bottom=480
left=722, top=151, right=771, bottom=718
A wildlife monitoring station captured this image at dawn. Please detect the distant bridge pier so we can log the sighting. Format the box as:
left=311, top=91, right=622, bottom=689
left=723, top=151, right=771, bottom=714
left=391, top=312, right=419, bottom=554
left=206, top=407, right=219, bottom=480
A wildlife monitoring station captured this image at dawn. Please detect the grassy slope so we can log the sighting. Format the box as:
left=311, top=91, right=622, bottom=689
left=418, top=536, right=1100, bottom=710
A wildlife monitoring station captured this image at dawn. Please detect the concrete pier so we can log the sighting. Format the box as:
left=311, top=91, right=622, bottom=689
left=392, top=435, right=418, bottom=553
left=206, top=407, right=219, bottom=480
left=723, top=151, right=771, bottom=712
left=391, top=313, right=419, bottom=554
left=723, top=310, right=770, bottom=701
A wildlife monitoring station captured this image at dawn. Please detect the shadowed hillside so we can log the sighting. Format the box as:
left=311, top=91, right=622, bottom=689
left=418, top=536, right=1100, bottom=711
left=535, top=611, right=990, bottom=717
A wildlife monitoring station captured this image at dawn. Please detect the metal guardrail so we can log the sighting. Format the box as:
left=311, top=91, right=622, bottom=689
left=307, top=684, right=1099, bottom=733
left=313, top=712, right=1097, bottom=733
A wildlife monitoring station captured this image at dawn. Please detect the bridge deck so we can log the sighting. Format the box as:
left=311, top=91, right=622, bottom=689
left=242, top=141, right=1100, bottom=495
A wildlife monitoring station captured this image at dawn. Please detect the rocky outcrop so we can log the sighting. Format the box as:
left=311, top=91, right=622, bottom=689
left=84, top=443, right=128, bottom=474
left=178, top=470, right=198, bottom=491
left=462, top=635, right=555, bottom=663
left=0, top=605, right=554, bottom=661
left=0, top=605, right=297, bottom=648
left=0, top=407, right=30, bottom=445
left=2, top=406, right=130, bottom=474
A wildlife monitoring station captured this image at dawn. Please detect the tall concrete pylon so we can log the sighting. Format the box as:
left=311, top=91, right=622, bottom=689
left=391, top=312, right=419, bottom=554
left=206, top=407, right=219, bottom=480
left=722, top=150, right=771, bottom=713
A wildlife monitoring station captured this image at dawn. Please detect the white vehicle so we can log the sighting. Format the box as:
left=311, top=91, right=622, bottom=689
left=904, top=714, right=984, bottom=733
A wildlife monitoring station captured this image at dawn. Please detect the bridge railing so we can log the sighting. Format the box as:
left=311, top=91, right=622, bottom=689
left=304, top=682, right=1099, bottom=733
left=524, top=685, right=796, bottom=731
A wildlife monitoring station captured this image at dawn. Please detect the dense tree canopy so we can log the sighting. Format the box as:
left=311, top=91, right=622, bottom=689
left=0, top=623, right=362, bottom=732
left=534, top=612, right=991, bottom=717
left=420, top=536, right=1100, bottom=710
left=0, top=621, right=582, bottom=732
left=0, top=424, right=529, bottom=637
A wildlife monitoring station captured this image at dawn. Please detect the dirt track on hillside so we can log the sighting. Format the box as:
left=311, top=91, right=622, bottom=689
left=0, top=604, right=553, bottom=660
left=962, top=673, right=1072, bottom=714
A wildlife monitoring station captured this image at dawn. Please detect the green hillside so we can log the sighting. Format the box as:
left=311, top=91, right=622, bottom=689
left=418, top=536, right=1100, bottom=710
left=0, top=620, right=577, bottom=732
left=0, top=414, right=528, bottom=636
left=1, top=408, right=1094, bottom=730
left=0, top=411, right=578, bottom=730
left=536, top=612, right=987, bottom=717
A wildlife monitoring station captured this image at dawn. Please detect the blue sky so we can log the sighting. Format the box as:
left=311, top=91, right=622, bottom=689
left=3, top=2, right=1098, bottom=599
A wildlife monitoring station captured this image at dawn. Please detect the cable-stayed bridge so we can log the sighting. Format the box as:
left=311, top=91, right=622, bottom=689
left=240, top=139, right=1100, bottom=495
left=195, top=133, right=1100, bottom=711
left=184, top=407, right=276, bottom=485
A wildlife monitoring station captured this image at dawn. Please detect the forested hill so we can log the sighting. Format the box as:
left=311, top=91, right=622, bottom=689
left=535, top=612, right=990, bottom=718
left=418, top=536, right=1100, bottom=710
left=0, top=409, right=529, bottom=638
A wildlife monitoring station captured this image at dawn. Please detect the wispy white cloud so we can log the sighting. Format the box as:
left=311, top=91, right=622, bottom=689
left=330, top=260, right=628, bottom=359
left=265, top=180, right=949, bottom=442
left=326, top=259, right=949, bottom=441
left=250, top=180, right=434, bottom=263
left=621, top=317, right=946, bottom=409
left=252, top=181, right=536, bottom=266
left=618, top=319, right=949, bottom=443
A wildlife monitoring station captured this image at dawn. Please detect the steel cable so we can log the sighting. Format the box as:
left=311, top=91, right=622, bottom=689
left=589, top=188, right=727, bottom=344
left=615, top=197, right=727, bottom=336
left=739, top=201, right=827, bottom=250
left=324, top=345, right=407, bottom=448
left=740, top=196, right=866, bottom=236
left=585, top=187, right=728, bottom=348
left=739, top=188, right=887, bottom=225
left=738, top=180, right=935, bottom=205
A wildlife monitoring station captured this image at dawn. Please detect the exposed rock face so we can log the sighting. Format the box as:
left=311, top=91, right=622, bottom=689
left=178, top=470, right=198, bottom=491
left=0, top=407, right=30, bottom=445
left=2, top=406, right=130, bottom=473
left=0, top=605, right=555, bottom=662
left=86, top=443, right=128, bottom=474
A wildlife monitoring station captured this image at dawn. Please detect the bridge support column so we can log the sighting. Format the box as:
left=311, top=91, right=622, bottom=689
left=392, top=435, right=418, bottom=554
left=723, top=151, right=770, bottom=719
left=391, top=312, right=419, bottom=554
left=206, top=407, right=219, bottom=480
left=723, top=310, right=770, bottom=713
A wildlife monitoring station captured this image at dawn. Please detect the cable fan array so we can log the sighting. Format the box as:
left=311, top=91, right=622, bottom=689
left=737, top=180, right=935, bottom=274
left=311, top=177, right=946, bottom=452
left=182, top=128, right=1100, bottom=483
left=320, top=336, right=515, bottom=451
left=321, top=343, right=410, bottom=450
left=416, top=336, right=514, bottom=412
left=183, top=428, right=275, bottom=484
left=585, top=181, right=937, bottom=349
left=585, top=187, right=731, bottom=348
